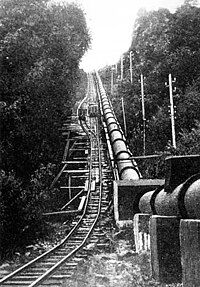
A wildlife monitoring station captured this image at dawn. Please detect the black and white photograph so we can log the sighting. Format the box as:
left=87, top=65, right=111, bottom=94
left=0, top=0, right=200, bottom=286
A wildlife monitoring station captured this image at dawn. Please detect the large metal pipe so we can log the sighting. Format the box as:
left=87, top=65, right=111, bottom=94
left=94, top=71, right=140, bottom=180
left=110, top=130, right=124, bottom=144
left=138, top=156, right=200, bottom=219
left=94, top=72, right=200, bottom=220
left=139, top=175, right=200, bottom=219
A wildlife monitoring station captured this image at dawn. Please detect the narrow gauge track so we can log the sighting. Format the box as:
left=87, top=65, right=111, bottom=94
left=0, top=75, right=113, bottom=287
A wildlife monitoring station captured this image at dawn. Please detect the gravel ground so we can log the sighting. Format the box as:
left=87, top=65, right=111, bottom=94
left=63, top=227, right=183, bottom=287
left=0, top=222, right=183, bottom=287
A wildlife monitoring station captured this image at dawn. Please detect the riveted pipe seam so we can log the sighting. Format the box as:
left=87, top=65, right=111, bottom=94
left=150, top=185, right=165, bottom=214
left=178, top=173, right=200, bottom=218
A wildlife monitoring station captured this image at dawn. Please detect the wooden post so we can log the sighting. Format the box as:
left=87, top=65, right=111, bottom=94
left=130, top=51, right=133, bottom=84
left=168, top=74, right=176, bottom=149
left=115, top=63, right=118, bottom=74
left=111, top=67, right=114, bottom=94
left=141, top=74, right=146, bottom=155
left=121, top=55, right=123, bottom=81
left=121, top=97, right=127, bottom=137
left=68, top=174, right=71, bottom=200
left=62, top=131, right=70, bottom=161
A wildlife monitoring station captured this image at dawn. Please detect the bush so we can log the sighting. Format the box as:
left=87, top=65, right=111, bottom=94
left=176, top=122, right=200, bottom=155
left=0, top=163, right=60, bottom=259
left=0, top=0, right=90, bottom=258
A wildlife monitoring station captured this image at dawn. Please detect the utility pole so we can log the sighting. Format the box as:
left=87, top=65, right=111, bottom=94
left=130, top=51, right=133, bottom=84
left=115, top=63, right=118, bottom=74
left=121, top=97, right=127, bottom=137
left=140, top=74, right=146, bottom=155
left=169, top=73, right=176, bottom=149
left=166, top=74, right=176, bottom=149
left=121, top=55, right=123, bottom=81
left=111, top=67, right=114, bottom=94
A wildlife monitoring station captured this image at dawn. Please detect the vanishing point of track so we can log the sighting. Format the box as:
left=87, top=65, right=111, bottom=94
left=0, top=75, right=113, bottom=287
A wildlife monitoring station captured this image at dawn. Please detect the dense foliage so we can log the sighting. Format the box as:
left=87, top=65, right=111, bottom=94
left=0, top=0, right=90, bottom=258
left=100, top=0, right=200, bottom=160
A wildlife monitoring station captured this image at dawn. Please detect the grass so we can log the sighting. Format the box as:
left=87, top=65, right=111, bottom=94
left=64, top=226, right=183, bottom=287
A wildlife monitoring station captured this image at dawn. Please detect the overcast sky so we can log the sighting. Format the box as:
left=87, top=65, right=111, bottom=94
left=57, top=0, right=200, bottom=71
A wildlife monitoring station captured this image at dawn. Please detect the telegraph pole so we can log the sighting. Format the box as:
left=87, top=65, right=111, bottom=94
left=140, top=74, right=146, bottom=155
left=111, top=67, right=114, bottom=94
left=130, top=51, right=133, bottom=84
left=115, top=63, right=118, bottom=74
left=121, top=55, right=123, bottom=81
left=121, top=97, right=127, bottom=137
left=166, top=74, right=176, bottom=149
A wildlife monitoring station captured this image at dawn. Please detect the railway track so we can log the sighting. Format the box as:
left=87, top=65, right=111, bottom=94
left=0, top=75, right=113, bottom=286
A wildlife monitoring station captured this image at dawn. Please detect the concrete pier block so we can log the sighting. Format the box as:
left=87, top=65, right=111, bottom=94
left=150, top=215, right=182, bottom=284
left=113, top=179, right=164, bottom=226
left=180, top=219, right=200, bottom=287
left=133, top=213, right=151, bottom=253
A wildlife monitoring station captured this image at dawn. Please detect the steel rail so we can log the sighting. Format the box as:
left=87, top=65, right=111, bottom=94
left=0, top=134, right=90, bottom=285
left=0, top=74, right=104, bottom=287
left=0, top=122, right=92, bottom=287
left=27, top=118, right=95, bottom=287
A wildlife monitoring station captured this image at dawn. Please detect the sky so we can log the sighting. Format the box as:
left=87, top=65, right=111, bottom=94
left=57, top=0, right=200, bottom=71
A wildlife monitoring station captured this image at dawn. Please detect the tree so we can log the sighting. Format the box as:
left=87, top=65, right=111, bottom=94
left=0, top=0, right=90, bottom=177
left=176, top=123, right=200, bottom=155
left=130, top=8, right=172, bottom=97
left=100, top=2, right=200, bottom=158
left=176, top=79, right=200, bottom=131
left=167, top=3, right=200, bottom=91
left=0, top=0, right=90, bottom=258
